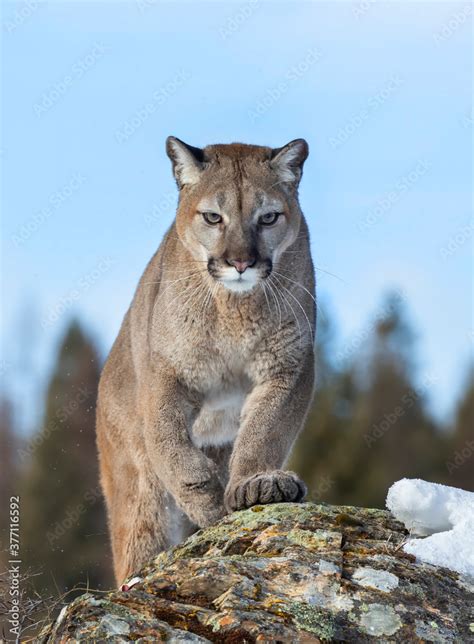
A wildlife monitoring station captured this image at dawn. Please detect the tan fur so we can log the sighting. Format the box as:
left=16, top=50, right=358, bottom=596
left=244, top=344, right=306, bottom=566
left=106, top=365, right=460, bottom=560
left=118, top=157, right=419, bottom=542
left=96, top=137, right=316, bottom=584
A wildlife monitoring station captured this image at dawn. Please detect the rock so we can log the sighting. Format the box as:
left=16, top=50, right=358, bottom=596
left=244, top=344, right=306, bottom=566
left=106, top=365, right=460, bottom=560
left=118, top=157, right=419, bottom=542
left=39, top=503, right=474, bottom=642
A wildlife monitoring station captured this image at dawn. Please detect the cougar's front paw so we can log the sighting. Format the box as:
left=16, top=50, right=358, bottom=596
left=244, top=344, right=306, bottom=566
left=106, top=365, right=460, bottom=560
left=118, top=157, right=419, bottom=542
left=225, top=470, right=307, bottom=512
left=179, top=456, right=225, bottom=527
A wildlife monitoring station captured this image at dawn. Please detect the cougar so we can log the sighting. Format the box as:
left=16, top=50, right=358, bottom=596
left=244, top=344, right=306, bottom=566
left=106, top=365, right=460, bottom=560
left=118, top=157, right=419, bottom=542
left=96, top=137, right=316, bottom=584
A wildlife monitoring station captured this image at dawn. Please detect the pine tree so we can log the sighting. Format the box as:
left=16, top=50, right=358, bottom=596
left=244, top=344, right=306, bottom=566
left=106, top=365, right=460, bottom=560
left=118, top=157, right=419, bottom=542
left=292, top=292, right=447, bottom=508
left=290, top=305, right=360, bottom=503
left=20, top=321, right=112, bottom=595
left=447, top=367, right=474, bottom=490
left=329, top=293, right=444, bottom=507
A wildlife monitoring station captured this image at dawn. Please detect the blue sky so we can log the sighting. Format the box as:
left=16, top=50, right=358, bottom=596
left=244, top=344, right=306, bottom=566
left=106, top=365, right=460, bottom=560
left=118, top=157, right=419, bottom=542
left=1, top=1, right=472, bottom=431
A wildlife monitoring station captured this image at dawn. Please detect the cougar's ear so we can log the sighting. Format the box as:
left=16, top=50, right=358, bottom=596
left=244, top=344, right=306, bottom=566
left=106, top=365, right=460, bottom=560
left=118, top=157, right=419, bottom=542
left=270, top=138, right=309, bottom=186
left=166, top=136, right=205, bottom=189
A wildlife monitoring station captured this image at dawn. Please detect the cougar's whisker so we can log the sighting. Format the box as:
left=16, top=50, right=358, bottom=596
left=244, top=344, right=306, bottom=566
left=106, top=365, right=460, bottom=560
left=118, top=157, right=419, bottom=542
left=156, top=270, right=207, bottom=285
left=158, top=282, right=197, bottom=317
left=272, top=269, right=327, bottom=322
left=182, top=282, right=209, bottom=318
left=266, top=279, right=283, bottom=328
left=260, top=282, right=272, bottom=316
left=272, top=274, right=314, bottom=346
left=269, top=275, right=303, bottom=347
left=144, top=269, right=206, bottom=286
left=272, top=270, right=317, bottom=304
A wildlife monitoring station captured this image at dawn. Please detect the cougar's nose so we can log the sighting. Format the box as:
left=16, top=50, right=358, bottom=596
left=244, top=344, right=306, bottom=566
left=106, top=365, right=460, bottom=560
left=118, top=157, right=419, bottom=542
left=226, top=257, right=256, bottom=274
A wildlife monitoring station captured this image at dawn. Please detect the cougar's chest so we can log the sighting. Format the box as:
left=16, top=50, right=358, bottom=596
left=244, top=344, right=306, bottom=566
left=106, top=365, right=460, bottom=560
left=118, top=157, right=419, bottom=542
left=190, top=386, right=248, bottom=448
left=186, top=345, right=251, bottom=398
left=173, top=319, right=257, bottom=390
left=181, top=339, right=253, bottom=448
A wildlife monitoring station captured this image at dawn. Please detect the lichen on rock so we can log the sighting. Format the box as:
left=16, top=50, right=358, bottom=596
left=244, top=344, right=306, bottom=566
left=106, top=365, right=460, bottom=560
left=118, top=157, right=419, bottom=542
left=39, top=502, right=474, bottom=642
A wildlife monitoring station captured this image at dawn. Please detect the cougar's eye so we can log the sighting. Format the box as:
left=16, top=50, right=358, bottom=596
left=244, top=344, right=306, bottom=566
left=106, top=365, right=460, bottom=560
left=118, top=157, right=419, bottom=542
left=259, top=212, right=281, bottom=226
left=202, top=212, right=222, bottom=225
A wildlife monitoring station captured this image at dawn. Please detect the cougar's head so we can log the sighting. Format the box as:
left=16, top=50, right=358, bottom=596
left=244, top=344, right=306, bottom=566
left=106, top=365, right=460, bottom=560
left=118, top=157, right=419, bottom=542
left=166, top=136, right=309, bottom=293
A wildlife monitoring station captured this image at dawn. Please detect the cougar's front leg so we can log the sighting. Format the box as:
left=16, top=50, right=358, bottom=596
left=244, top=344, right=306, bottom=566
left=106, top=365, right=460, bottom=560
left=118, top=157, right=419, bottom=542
left=142, top=362, right=225, bottom=528
left=225, top=353, right=314, bottom=512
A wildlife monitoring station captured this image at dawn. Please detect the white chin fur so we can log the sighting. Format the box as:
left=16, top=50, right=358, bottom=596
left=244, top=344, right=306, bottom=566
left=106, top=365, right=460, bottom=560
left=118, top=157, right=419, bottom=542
left=221, top=280, right=256, bottom=293
left=219, top=267, right=258, bottom=293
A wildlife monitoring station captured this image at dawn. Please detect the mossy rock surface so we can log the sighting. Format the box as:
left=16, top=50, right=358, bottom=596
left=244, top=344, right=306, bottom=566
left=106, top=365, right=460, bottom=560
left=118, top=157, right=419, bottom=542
left=39, top=502, right=474, bottom=642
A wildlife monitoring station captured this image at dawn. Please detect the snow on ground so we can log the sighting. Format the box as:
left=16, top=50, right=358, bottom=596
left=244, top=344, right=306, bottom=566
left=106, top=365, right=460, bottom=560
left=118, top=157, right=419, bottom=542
left=386, top=478, right=474, bottom=578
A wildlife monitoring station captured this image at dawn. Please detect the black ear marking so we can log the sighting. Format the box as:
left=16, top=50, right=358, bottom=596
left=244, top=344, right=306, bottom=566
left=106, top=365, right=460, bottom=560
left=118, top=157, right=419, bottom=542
left=166, top=136, right=205, bottom=164
left=270, top=139, right=309, bottom=185
left=165, top=136, right=205, bottom=189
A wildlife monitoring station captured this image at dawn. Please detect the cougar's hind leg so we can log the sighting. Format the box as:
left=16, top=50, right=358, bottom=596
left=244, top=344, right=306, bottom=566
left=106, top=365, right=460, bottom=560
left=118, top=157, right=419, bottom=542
left=110, top=469, right=172, bottom=585
left=98, top=411, right=177, bottom=585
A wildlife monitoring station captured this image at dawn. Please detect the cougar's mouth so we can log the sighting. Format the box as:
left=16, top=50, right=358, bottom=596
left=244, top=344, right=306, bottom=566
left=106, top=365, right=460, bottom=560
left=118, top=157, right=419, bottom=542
left=207, top=258, right=272, bottom=293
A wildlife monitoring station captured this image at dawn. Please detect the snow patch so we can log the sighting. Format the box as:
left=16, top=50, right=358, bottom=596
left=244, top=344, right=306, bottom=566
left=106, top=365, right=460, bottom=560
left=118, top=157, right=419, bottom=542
left=386, top=478, right=474, bottom=578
